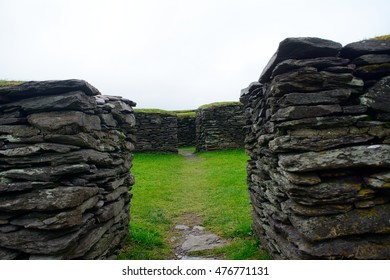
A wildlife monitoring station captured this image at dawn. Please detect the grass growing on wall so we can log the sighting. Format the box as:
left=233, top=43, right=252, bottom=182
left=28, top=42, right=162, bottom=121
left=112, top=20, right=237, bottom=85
left=134, top=108, right=176, bottom=115
left=198, top=101, right=242, bottom=109
left=370, top=34, right=390, bottom=40
left=0, top=80, right=23, bottom=88
left=118, top=148, right=268, bottom=260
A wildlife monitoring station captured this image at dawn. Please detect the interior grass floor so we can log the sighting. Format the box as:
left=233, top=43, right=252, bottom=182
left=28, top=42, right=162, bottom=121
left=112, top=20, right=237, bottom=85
left=118, top=147, right=269, bottom=260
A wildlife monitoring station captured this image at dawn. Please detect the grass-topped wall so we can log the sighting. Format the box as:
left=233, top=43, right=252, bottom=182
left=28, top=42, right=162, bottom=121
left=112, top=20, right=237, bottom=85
left=134, top=109, right=178, bottom=153
left=196, top=102, right=245, bottom=152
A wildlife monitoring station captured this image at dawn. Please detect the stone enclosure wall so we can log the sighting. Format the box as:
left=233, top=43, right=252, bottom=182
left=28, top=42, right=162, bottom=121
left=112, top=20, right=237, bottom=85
left=134, top=112, right=178, bottom=153
left=196, top=103, right=245, bottom=152
left=177, top=113, right=196, bottom=147
left=241, top=37, right=390, bottom=259
left=0, top=80, right=135, bottom=259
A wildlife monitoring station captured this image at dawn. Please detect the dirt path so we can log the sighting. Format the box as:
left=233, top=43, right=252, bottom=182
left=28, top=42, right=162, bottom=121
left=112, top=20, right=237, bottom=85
left=168, top=150, right=227, bottom=260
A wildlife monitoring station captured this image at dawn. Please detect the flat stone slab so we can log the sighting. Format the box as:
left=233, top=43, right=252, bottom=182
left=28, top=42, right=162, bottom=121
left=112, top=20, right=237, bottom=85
left=175, top=225, right=190, bottom=231
left=181, top=233, right=225, bottom=252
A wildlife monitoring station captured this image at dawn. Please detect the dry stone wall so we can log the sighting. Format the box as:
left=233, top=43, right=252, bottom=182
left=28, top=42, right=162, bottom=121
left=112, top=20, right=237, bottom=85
left=134, top=112, right=178, bottom=153
left=177, top=114, right=196, bottom=147
left=196, top=103, right=245, bottom=152
left=0, top=80, right=136, bottom=259
left=241, top=37, right=390, bottom=259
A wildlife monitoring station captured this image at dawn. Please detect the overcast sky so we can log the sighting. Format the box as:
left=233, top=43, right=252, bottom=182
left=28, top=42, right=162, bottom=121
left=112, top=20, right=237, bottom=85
left=0, top=0, right=389, bottom=110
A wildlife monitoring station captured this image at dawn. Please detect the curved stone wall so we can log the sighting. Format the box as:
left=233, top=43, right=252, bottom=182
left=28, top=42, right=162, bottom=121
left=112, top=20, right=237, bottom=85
left=134, top=112, right=178, bottom=153
left=241, top=37, right=390, bottom=259
left=0, top=80, right=135, bottom=259
left=195, top=103, right=245, bottom=152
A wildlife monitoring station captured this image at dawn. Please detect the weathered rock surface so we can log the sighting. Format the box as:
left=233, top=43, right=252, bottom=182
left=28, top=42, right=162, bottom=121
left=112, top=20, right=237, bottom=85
left=278, top=145, right=390, bottom=172
left=242, top=37, right=390, bottom=259
left=260, top=37, right=342, bottom=83
left=360, top=76, right=390, bottom=112
left=341, top=39, right=390, bottom=59
left=0, top=80, right=136, bottom=259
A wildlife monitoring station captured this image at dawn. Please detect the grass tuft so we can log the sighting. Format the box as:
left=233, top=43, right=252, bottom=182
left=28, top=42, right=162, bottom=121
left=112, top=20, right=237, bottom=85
left=0, top=80, right=23, bottom=88
left=134, top=108, right=176, bottom=115
left=198, top=101, right=242, bottom=109
left=370, top=35, right=390, bottom=40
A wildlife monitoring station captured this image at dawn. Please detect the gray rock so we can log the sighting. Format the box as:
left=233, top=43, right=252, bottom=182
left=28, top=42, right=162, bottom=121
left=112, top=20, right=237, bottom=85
left=277, top=115, right=368, bottom=129
left=272, top=57, right=349, bottom=78
left=341, top=39, right=390, bottom=59
left=279, top=145, right=390, bottom=172
left=269, top=134, right=374, bottom=152
left=364, top=172, right=390, bottom=189
left=96, top=197, right=125, bottom=223
left=0, top=163, right=90, bottom=181
left=193, top=226, right=205, bottom=231
left=66, top=219, right=114, bottom=259
left=181, top=233, right=225, bottom=252
left=10, top=195, right=99, bottom=230
left=289, top=204, right=390, bottom=241
left=281, top=199, right=353, bottom=216
left=279, top=169, right=321, bottom=185
left=0, top=143, right=80, bottom=157
left=28, top=111, right=101, bottom=132
left=0, top=247, right=21, bottom=259
left=342, top=105, right=367, bottom=114
left=9, top=91, right=96, bottom=113
left=0, top=182, right=53, bottom=194
left=0, top=218, right=95, bottom=254
left=0, top=125, right=40, bottom=137
left=277, top=89, right=351, bottom=107
left=271, top=105, right=342, bottom=121
left=0, top=187, right=99, bottom=211
left=283, top=177, right=362, bottom=206
left=259, top=37, right=342, bottom=83
left=360, top=76, right=390, bottom=112
left=269, top=67, right=363, bottom=97
left=352, top=54, right=390, bottom=66
left=0, top=79, right=100, bottom=104
left=175, top=225, right=190, bottom=231
left=100, top=114, right=117, bottom=127
left=271, top=220, right=390, bottom=259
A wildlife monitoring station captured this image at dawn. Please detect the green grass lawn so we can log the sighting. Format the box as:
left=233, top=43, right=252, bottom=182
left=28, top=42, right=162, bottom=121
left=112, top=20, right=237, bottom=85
left=118, top=148, right=269, bottom=260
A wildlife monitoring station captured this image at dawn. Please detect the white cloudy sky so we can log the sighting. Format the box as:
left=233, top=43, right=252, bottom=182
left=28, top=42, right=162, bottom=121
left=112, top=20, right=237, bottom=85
left=0, top=0, right=389, bottom=110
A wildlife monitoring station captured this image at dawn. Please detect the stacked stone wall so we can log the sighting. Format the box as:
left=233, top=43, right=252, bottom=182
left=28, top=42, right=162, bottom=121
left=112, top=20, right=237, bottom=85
left=134, top=112, right=178, bottom=153
left=177, top=115, right=196, bottom=147
left=0, top=80, right=135, bottom=259
left=241, top=37, right=390, bottom=259
left=195, top=103, right=245, bottom=152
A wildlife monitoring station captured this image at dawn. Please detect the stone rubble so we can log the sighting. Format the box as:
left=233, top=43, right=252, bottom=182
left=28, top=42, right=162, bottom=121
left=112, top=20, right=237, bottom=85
left=0, top=80, right=136, bottom=259
left=241, top=37, right=390, bottom=259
